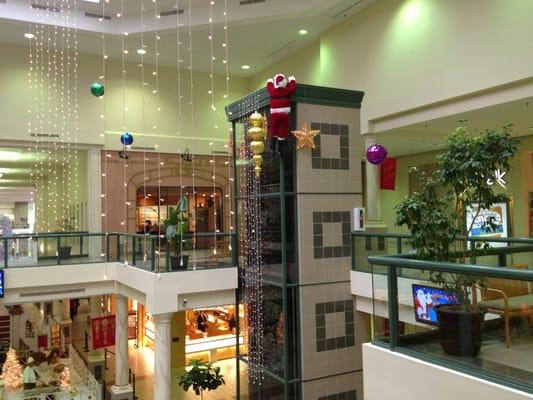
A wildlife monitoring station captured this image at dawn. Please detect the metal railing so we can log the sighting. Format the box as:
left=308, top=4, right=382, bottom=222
left=362, top=234, right=533, bottom=394
left=0, top=231, right=237, bottom=273
left=352, top=231, right=533, bottom=275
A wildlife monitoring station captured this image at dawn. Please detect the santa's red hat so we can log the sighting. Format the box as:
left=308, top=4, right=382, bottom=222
left=274, top=74, right=287, bottom=89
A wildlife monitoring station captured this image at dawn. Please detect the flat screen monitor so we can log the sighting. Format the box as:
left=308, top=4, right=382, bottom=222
left=412, top=284, right=459, bottom=325
left=0, top=270, right=4, bottom=298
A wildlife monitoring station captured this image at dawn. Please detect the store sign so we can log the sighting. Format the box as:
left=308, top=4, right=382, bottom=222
left=0, top=269, right=4, bottom=298
left=486, top=169, right=507, bottom=189
left=91, top=315, right=116, bottom=349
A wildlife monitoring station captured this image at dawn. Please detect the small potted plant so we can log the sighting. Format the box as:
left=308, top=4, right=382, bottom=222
left=178, top=359, right=225, bottom=400
left=165, top=197, right=192, bottom=270
left=395, top=125, right=519, bottom=356
left=56, top=214, right=76, bottom=260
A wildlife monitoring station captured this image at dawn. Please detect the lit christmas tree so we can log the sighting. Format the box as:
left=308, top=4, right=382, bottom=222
left=1, top=348, right=23, bottom=392
left=58, top=365, right=70, bottom=391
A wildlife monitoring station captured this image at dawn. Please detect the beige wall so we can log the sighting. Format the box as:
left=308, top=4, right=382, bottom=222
left=0, top=42, right=248, bottom=155
left=380, top=136, right=533, bottom=238
left=249, top=0, right=533, bottom=134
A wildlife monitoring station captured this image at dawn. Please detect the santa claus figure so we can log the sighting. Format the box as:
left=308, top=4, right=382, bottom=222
left=267, top=74, right=296, bottom=151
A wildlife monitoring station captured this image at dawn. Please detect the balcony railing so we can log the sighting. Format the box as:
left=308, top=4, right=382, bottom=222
left=0, top=231, right=237, bottom=272
left=353, top=231, right=533, bottom=394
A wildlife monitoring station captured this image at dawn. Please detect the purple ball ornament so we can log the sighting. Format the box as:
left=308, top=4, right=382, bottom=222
left=366, top=144, right=388, bottom=165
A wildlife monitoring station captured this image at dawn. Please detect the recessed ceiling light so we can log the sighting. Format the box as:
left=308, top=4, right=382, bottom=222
left=137, top=49, right=146, bottom=55
left=298, top=28, right=308, bottom=36
left=241, top=65, right=250, bottom=70
left=24, top=33, right=35, bottom=39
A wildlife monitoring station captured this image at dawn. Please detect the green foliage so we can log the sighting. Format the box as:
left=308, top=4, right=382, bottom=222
left=164, top=197, right=192, bottom=255
left=395, top=125, right=519, bottom=307
left=178, top=359, right=225, bottom=398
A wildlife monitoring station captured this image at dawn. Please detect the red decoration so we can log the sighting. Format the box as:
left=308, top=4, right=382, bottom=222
left=266, top=74, right=296, bottom=140
left=91, top=315, right=116, bottom=349
left=37, top=335, right=48, bottom=349
left=380, top=158, right=397, bottom=190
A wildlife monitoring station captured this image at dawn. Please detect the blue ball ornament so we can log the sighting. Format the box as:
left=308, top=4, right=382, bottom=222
left=120, top=132, right=134, bottom=146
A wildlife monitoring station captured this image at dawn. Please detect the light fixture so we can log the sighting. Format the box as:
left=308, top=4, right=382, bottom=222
left=241, top=65, right=250, bottom=70
left=137, top=48, right=146, bottom=55
left=24, top=33, right=35, bottom=39
left=83, top=0, right=100, bottom=3
left=298, top=28, right=308, bottom=36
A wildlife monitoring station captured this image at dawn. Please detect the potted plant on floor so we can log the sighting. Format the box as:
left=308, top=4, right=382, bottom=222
left=178, top=359, right=225, bottom=400
left=395, top=125, right=519, bottom=356
left=165, top=197, right=192, bottom=270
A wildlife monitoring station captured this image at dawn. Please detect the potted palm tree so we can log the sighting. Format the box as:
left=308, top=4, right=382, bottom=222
left=164, top=197, right=191, bottom=270
left=395, top=125, right=519, bottom=356
left=178, top=359, right=225, bottom=400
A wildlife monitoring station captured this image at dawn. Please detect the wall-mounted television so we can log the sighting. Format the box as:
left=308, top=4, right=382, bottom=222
left=412, top=284, right=459, bottom=325
left=0, top=270, right=4, bottom=298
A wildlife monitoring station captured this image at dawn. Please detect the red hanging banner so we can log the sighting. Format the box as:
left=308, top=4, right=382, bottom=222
left=380, top=158, right=397, bottom=190
left=91, top=315, right=116, bottom=349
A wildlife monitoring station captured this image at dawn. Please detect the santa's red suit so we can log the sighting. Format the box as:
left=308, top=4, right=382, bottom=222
left=267, top=74, right=296, bottom=140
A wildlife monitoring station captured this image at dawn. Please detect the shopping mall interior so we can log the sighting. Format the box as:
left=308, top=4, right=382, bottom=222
left=0, top=0, right=532, bottom=399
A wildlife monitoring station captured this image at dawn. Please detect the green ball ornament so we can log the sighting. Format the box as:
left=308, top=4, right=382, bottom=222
left=90, top=82, right=105, bottom=97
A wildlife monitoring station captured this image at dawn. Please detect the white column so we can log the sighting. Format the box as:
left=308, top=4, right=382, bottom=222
left=86, top=148, right=102, bottom=257
left=364, top=136, right=385, bottom=227
left=10, top=314, right=21, bottom=350
left=89, top=296, right=102, bottom=318
left=153, top=313, right=173, bottom=400
left=113, top=294, right=130, bottom=388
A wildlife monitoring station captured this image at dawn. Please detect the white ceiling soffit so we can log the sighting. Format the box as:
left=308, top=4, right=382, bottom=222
left=376, top=97, right=533, bottom=158
left=0, top=0, right=377, bottom=76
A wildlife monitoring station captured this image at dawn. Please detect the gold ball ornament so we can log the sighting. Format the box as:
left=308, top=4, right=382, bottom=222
left=249, top=112, right=264, bottom=128
left=250, top=140, right=265, bottom=155
left=247, top=126, right=265, bottom=142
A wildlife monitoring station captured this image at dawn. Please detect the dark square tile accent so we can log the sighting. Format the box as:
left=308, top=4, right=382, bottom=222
left=310, top=122, right=350, bottom=170
left=378, top=237, right=386, bottom=251
left=318, top=390, right=357, bottom=400
left=313, top=211, right=352, bottom=259
left=346, top=322, right=355, bottom=335
left=317, top=327, right=326, bottom=340
left=345, top=300, right=354, bottom=311
left=343, top=246, right=351, bottom=257
left=340, top=159, right=349, bottom=170
left=315, top=300, right=357, bottom=353
left=346, top=335, right=355, bottom=347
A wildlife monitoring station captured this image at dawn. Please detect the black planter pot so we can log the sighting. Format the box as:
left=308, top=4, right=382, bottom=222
left=170, top=255, right=189, bottom=271
left=58, top=246, right=72, bottom=260
left=436, top=304, right=485, bottom=356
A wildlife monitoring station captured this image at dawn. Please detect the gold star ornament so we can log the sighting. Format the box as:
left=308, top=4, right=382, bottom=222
left=291, top=123, right=320, bottom=150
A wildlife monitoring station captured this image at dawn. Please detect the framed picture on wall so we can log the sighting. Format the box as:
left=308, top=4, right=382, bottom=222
left=465, top=200, right=511, bottom=248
